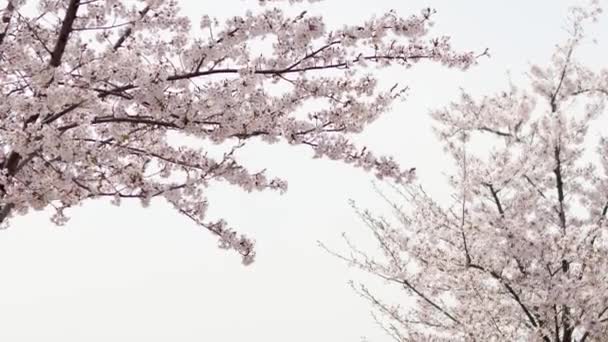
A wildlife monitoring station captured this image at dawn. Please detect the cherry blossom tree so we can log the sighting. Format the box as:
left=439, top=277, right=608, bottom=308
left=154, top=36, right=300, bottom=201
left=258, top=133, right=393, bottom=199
left=0, top=0, right=477, bottom=264
left=326, top=4, right=608, bottom=341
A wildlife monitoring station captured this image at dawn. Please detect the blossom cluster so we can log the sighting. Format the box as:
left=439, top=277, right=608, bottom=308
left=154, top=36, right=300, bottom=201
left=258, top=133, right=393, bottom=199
left=332, top=4, right=608, bottom=340
left=0, top=0, right=473, bottom=263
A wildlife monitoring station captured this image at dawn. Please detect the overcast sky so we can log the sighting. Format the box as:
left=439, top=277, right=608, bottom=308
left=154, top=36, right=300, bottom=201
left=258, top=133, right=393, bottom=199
left=0, top=1, right=606, bottom=341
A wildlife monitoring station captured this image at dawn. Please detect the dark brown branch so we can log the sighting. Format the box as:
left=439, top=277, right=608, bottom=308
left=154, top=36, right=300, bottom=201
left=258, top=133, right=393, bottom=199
left=231, top=130, right=269, bottom=139
left=484, top=183, right=505, bottom=216
left=49, top=0, right=80, bottom=67
left=0, top=151, right=22, bottom=222
left=0, top=1, right=14, bottom=46
left=481, top=182, right=533, bottom=278
left=19, top=14, right=53, bottom=54
left=1, top=152, right=21, bottom=176
left=0, top=0, right=82, bottom=219
left=77, top=139, right=212, bottom=173
left=460, top=152, right=471, bottom=267
left=96, top=54, right=434, bottom=99
left=562, top=306, right=573, bottom=342
left=283, top=40, right=340, bottom=72
left=58, top=116, right=179, bottom=132
left=580, top=304, right=608, bottom=342
left=599, top=201, right=608, bottom=223
left=398, top=278, right=462, bottom=326
left=469, top=264, right=540, bottom=329
left=113, top=5, right=150, bottom=50
left=598, top=307, right=608, bottom=319
left=91, top=86, right=134, bottom=100
left=523, top=174, right=548, bottom=200
left=169, top=54, right=431, bottom=80
left=554, top=145, right=572, bottom=342
left=553, top=146, right=567, bottom=233
left=42, top=101, right=86, bottom=124
left=480, top=126, right=511, bottom=137
left=554, top=305, right=560, bottom=342
left=73, top=22, right=134, bottom=32
left=549, top=44, right=574, bottom=113
left=570, top=87, right=608, bottom=98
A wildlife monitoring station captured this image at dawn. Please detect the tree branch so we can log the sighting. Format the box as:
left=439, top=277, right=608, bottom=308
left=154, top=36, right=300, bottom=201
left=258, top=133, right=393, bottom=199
left=49, top=0, right=80, bottom=67
left=549, top=44, right=574, bottom=113
left=484, top=183, right=505, bottom=216
left=58, top=116, right=179, bottom=132
left=480, top=126, right=512, bottom=137
left=0, top=1, right=15, bottom=46
left=553, top=146, right=567, bottom=233
left=398, top=278, right=462, bottom=326
left=469, top=264, right=540, bottom=330
left=41, top=101, right=86, bottom=124
left=0, top=151, right=22, bottom=223
left=96, top=53, right=434, bottom=99
left=113, top=5, right=150, bottom=51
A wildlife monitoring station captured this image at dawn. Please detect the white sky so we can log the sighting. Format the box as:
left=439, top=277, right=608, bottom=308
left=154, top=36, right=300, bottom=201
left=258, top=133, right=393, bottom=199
left=0, top=1, right=607, bottom=341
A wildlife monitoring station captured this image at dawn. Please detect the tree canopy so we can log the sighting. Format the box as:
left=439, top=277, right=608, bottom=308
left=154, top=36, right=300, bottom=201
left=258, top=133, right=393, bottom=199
left=0, top=0, right=474, bottom=264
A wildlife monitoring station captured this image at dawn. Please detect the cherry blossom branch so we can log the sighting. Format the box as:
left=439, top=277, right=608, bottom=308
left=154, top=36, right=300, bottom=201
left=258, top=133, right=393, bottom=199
left=0, top=1, right=14, bottom=46
left=15, top=12, right=53, bottom=55
left=330, top=3, right=608, bottom=338
left=0, top=2, right=476, bottom=262
left=0, top=151, right=22, bottom=222
left=355, top=283, right=452, bottom=332
left=95, top=53, right=438, bottom=99
left=468, top=263, right=541, bottom=331
left=553, top=146, right=567, bottom=234
left=483, top=183, right=505, bottom=216
left=49, top=0, right=80, bottom=67
left=0, top=0, right=83, bottom=222
left=112, top=5, right=150, bottom=51
left=282, top=40, right=341, bottom=71
left=398, top=277, right=462, bottom=326
left=549, top=44, right=575, bottom=112
left=479, top=126, right=512, bottom=137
